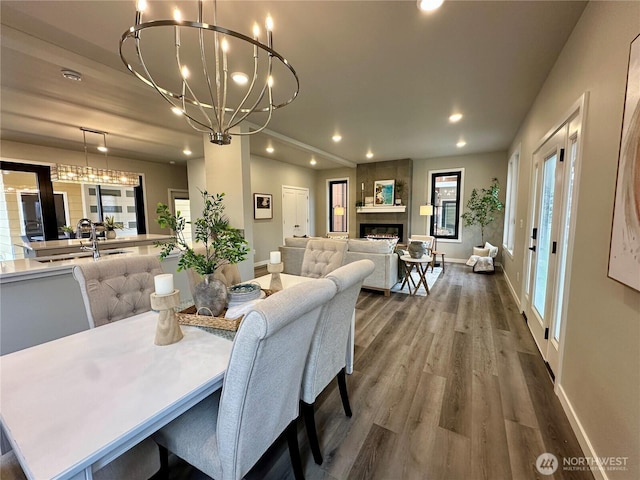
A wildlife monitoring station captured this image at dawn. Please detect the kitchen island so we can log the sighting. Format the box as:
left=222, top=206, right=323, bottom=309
left=0, top=245, right=191, bottom=355
left=17, top=233, right=172, bottom=257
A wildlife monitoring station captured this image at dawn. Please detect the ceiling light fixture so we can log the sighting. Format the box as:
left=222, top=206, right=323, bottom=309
left=171, top=107, right=184, bottom=116
left=310, top=158, right=317, bottom=166
left=183, top=149, right=192, bottom=155
left=366, top=151, right=374, bottom=159
left=120, top=0, right=299, bottom=146
left=50, top=128, right=140, bottom=187
left=332, top=134, right=342, bottom=142
left=266, top=146, right=274, bottom=153
left=449, top=113, right=463, bottom=123
left=417, top=0, right=444, bottom=12
left=231, top=72, right=249, bottom=85
left=456, top=140, right=466, bottom=148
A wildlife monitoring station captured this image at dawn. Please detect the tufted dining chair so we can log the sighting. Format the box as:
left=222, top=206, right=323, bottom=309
left=72, top=255, right=163, bottom=479
left=300, top=259, right=375, bottom=465
left=153, top=278, right=337, bottom=480
left=300, top=239, right=347, bottom=278
left=0, top=450, right=26, bottom=480
left=73, top=255, right=164, bottom=329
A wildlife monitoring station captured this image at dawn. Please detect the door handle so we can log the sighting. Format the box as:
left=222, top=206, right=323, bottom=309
left=529, top=246, right=536, bottom=252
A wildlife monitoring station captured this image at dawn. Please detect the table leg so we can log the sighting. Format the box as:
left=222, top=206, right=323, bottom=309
left=346, top=310, right=355, bottom=374
left=413, top=263, right=429, bottom=295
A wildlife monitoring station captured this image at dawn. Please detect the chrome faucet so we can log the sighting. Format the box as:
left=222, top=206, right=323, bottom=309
left=79, top=221, right=104, bottom=259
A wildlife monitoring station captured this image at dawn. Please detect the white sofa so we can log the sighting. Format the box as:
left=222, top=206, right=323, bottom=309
left=279, top=237, right=399, bottom=296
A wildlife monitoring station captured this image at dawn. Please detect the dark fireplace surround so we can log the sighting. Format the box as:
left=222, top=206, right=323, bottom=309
left=360, top=223, right=404, bottom=243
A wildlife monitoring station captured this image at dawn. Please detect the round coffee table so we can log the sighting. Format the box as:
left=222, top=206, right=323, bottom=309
left=400, top=254, right=433, bottom=295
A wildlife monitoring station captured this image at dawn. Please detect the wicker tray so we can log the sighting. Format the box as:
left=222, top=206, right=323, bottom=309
left=177, top=305, right=243, bottom=331
left=176, top=289, right=274, bottom=332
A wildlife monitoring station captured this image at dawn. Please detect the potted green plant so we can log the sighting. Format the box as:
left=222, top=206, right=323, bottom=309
left=156, top=190, right=249, bottom=316
left=461, top=178, right=504, bottom=247
left=103, top=216, right=121, bottom=239
left=61, top=225, right=75, bottom=239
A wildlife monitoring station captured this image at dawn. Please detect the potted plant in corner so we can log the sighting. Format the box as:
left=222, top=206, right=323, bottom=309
left=461, top=177, right=504, bottom=248
left=395, top=180, right=405, bottom=205
left=156, top=190, right=249, bottom=316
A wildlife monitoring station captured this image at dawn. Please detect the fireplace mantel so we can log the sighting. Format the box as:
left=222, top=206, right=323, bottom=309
left=357, top=206, right=406, bottom=213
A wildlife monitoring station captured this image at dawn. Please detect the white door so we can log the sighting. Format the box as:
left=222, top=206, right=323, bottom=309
left=524, top=107, right=583, bottom=379
left=282, top=186, right=309, bottom=241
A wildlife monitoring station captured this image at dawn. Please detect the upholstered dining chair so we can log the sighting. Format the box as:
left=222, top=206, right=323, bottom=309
left=300, top=259, right=375, bottom=465
left=72, top=255, right=163, bottom=328
left=153, top=278, right=337, bottom=480
left=300, top=239, right=347, bottom=278
left=72, top=255, right=163, bottom=479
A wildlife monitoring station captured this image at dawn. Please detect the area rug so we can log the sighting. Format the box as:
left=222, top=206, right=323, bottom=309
left=391, top=266, right=443, bottom=296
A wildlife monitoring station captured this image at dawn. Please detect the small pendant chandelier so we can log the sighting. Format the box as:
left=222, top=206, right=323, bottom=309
left=50, top=128, right=140, bottom=187
left=119, top=0, right=300, bottom=145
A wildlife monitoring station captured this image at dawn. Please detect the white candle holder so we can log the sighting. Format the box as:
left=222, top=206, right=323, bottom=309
left=267, top=262, right=284, bottom=291
left=150, top=290, right=183, bottom=346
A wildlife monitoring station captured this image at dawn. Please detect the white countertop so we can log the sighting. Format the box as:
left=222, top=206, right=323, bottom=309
left=0, top=245, right=179, bottom=283
left=18, top=234, right=172, bottom=252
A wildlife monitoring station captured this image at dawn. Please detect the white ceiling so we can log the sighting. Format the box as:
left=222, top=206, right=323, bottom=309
left=0, top=1, right=587, bottom=170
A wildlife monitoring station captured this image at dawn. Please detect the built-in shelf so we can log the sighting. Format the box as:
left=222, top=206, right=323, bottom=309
left=357, top=206, right=406, bottom=213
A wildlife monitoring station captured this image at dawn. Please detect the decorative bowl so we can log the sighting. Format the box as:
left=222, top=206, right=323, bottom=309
left=227, top=283, right=262, bottom=305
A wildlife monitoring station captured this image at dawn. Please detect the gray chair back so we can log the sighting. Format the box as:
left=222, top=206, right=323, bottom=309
left=300, top=239, right=347, bottom=278
left=73, top=255, right=163, bottom=328
left=216, top=278, right=337, bottom=479
left=301, top=260, right=374, bottom=404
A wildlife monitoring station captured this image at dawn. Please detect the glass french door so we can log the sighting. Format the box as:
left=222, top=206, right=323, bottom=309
left=525, top=112, right=583, bottom=379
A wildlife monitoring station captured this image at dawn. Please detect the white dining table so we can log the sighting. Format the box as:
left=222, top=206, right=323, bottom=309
left=252, top=273, right=355, bottom=374
left=0, top=310, right=233, bottom=480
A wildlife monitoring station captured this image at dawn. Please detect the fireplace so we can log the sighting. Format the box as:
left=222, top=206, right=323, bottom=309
left=359, top=223, right=404, bottom=243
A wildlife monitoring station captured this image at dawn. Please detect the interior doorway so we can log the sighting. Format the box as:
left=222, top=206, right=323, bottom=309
left=282, top=186, right=309, bottom=241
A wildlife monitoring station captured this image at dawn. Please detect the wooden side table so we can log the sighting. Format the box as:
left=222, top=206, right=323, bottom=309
left=400, top=254, right=432, bottom=295
left=430, top=251, right=446, bottom=272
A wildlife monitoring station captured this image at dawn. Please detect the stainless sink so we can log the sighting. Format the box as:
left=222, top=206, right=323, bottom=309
left=35, top=250, right=131, bottom=263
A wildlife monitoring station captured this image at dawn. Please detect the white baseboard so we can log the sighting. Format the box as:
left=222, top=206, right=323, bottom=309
left=503, top=271, right=521, bottom=310
left=556, top=383, right=607, bottom=480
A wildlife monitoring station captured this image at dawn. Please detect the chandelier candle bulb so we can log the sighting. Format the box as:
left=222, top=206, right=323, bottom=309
left=270, top=251, right=281, bottom=264
left=154, top=274, right=174, bottom=295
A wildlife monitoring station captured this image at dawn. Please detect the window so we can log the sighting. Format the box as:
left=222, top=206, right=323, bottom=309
left=428, top=169, right=464, bottom=241
left=328, top=179, right=348, bottom=233
left=503, top=150, right=519, bottom=254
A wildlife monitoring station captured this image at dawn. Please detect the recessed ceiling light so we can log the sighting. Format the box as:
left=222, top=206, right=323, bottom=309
left=310, top=158, right=317, bottom=166
left=417, top=0, right=444, bottom=12
left=366, top=151, right=374, bottom=159
left=171, top=107, right=183, bottom=116
left=169, top=161, right=176, bottom=164
left=266, top=146, right=274, bottom=154
left=97, top=146, right=108, bottom=153
left=456, top=140, right=466, bottom=148
left=332, top=134, right=342, bottom=142
left=231, top=72, right=249, bottom=85
left=449, top=113, right=463, bottom=123
left=61, top=68, right=82, bottom=81
left=183, top=149, right=192, bottom=155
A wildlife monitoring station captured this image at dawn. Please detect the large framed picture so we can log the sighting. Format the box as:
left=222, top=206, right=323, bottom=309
left=374, top=180, right=395, bottom=206
left=608, top=33, right=640, bottom=291
left=254, top=193, right=273, bottom=219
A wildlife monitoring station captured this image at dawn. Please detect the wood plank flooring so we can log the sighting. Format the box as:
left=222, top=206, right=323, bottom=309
left=164, top=264, right=591, bottom=480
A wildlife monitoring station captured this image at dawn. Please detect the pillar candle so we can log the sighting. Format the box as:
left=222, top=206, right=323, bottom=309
left=270, top=251, right=281, bottom=264
left=154, top=274, right=174, bottom=295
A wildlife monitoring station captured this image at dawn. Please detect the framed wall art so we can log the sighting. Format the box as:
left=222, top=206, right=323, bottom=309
left=608, top=33, right=640, bottom=291
left=254, top=193, right=273, bottom=219
left=374, top=179, right=395, bottom=206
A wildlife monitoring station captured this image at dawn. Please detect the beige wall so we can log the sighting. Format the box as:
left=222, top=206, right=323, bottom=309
left=250, top=154, right=317, bottom=263
left=314, top=167, right=358, bottom=238
left=505, top=2, right=640, bottom=477
left=411, top=151, right=508, bottom=261
left=0, top=140, right=189, bottom=235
